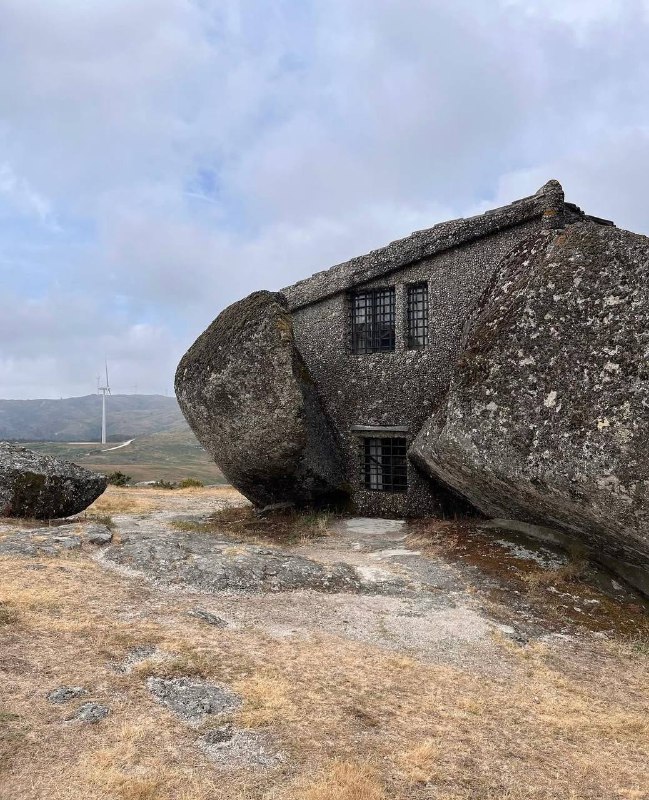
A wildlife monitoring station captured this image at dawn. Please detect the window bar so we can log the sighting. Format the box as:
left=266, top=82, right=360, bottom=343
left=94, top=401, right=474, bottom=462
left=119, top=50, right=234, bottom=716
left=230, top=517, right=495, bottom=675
left=407, top=283, right=429, bottom=349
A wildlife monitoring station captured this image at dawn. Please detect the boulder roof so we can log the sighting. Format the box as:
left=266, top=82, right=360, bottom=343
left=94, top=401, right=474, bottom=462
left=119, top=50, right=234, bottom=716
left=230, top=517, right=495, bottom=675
left=282, top=180, right=612, bottom=310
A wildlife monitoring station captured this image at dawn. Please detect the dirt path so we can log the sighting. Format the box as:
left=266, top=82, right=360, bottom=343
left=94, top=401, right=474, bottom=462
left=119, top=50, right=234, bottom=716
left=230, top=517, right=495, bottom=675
left=1, top=486, right=648, bottom=800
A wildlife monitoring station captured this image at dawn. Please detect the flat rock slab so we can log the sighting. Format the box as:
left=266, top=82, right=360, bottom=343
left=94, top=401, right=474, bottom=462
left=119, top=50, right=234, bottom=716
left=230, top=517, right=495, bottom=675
left=147, top=677, right=241, bottom=724
left=71, top=702, right=109, bottom=724
left=189, top=609, right=228, bottom=627
left=0, top=523, right=112, bottom=558
left=84, top=524, right=113, bottom=545
left=113, top=645, right=159, bottom=674
left=47, top=686, right=88, bottom=704
left=200, top=726, right=283, bottom=769
left=101, top=530, right=387, bottom=594
left=0, top=527, right=82, bottom=557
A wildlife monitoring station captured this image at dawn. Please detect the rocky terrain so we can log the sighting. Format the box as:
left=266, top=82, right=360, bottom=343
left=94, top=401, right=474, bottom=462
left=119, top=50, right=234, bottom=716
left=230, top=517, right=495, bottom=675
left=1, top=486, right=648, bottom=799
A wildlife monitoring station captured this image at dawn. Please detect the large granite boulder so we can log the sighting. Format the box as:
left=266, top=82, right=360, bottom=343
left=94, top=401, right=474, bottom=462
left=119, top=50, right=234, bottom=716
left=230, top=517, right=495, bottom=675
left=0, top=442, right=107, bottom=519
left=175, top=291, right=346, bottom=507
left=411, top=221, right=649, bottom=593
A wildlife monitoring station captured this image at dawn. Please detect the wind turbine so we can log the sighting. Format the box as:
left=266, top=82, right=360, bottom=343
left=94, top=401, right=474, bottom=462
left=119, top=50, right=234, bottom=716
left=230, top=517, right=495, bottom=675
left=97, top=361, right=111, bottom=445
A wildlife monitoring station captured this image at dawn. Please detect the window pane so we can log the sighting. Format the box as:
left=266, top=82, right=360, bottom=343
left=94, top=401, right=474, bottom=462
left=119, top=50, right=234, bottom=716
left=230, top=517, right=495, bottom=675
left=407, top=283, right=428, bottom=349
left=361, top=436, right=407, bottom=492
left=351, top=287, right=395, bottom=353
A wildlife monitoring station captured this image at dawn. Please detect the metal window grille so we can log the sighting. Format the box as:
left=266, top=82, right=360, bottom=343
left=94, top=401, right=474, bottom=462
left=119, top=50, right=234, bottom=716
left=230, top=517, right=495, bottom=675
left=407, top=283, right=429, bottom=349
left=361, top=437, right=408, bottom=492
left=351, top=287, right=396, bottom=353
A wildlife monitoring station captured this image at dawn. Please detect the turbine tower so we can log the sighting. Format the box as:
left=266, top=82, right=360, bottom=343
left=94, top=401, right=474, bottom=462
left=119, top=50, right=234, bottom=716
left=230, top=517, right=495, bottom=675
left=97, top=361, right=111, bottom=445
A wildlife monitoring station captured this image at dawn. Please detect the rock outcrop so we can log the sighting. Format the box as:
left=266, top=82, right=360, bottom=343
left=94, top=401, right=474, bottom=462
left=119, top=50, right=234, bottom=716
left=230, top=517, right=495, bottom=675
left=175, top=290, right=346, bottom=507
left=411, top=221, right=649, bottom=593
left=0, top=443, right=106, bottom=519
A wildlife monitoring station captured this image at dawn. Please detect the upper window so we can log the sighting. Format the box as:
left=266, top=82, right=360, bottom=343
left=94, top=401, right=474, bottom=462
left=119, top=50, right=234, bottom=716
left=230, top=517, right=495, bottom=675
left=361, top=436, right=408, bottom=492
left=407, top=283, right=429, bottom=349
left=351, top=287, right=396, bottom=354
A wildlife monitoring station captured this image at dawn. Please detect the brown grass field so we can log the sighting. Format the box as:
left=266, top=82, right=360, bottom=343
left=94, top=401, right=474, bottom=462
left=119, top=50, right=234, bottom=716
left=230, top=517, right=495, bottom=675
left=1, top=488, right=648, bottom=800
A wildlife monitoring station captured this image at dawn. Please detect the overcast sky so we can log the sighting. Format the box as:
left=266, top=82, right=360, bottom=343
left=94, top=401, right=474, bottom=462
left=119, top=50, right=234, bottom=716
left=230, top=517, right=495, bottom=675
left=1, top=0, right=649, bottom=398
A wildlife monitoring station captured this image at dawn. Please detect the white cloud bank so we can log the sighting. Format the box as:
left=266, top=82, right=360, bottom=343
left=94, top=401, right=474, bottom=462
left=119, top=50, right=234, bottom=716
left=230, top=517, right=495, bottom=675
left=1, top=0, right=649, bottom=397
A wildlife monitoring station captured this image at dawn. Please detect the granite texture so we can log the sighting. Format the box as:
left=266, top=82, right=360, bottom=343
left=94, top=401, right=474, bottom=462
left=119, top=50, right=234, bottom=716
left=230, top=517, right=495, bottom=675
left=175, top=290, right=345, bottom=507
left=175, top=181, right=633, bottom=528
left=0, top=442, right=106, bottom=519
left=411, top=221, right=649, bottom=594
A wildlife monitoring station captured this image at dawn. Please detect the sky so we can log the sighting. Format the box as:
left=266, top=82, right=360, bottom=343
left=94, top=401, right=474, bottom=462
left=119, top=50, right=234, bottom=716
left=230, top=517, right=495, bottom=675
left=1, top=0, right=649, bottom=398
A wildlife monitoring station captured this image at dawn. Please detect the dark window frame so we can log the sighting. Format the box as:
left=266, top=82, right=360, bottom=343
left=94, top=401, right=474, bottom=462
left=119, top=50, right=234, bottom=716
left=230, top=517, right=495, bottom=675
left=360, top=436, right=408, bottom=493
left=407, top=282, right=429, bottom=349
left=350, top=287, right=396, bottom=354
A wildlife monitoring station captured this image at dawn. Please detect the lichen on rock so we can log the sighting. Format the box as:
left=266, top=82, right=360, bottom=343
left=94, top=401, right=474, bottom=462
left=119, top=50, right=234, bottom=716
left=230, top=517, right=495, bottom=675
left=175, top=290, right=346, bottom=508
left=0, top=442, right=106, bottom=519
left=411, top=220, right=649, bottom=594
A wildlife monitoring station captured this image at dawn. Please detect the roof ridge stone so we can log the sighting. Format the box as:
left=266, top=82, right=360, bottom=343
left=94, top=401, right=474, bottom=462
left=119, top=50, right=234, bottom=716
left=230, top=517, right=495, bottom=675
left=282, top=180, right=568, bottom=310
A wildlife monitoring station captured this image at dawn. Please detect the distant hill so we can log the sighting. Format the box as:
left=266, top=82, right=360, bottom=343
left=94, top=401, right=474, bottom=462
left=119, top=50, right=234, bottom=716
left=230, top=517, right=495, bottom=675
left=0, top=394, right=185, bottom=442
left=26, top=428, right=226, bottom=485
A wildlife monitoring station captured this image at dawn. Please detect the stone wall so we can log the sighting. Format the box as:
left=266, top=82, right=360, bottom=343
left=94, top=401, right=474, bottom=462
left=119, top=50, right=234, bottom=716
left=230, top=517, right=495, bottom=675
left=288, top=220, right=543, bottom=516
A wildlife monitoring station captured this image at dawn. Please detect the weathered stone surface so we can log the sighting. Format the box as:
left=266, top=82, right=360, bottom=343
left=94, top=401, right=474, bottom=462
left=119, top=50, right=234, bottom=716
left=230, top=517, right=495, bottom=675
left=200, top=726, right=283, bottom=769
left=101, top=529, right=369, bottom=594
left=147, top=677, right=240, bottom=724
left=85, top=524, right=113, bottom=545
left=188, top=608, right=228, bottom=627
left=0, top=525, right=82, bottom=557
left=0, top=443, right=106, bottom=519
left=411, top=221, right=649, bottom=593
left=72, top=702, right=109, bottom=723
left=47, top=686, right=87, bottom=704
left=175, top=291, right=346, bottom=508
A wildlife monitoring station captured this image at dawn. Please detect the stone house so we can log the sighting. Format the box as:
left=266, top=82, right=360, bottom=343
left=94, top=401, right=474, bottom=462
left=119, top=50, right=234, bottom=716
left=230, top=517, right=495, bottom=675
left=176, top=180, right=615, bottom=517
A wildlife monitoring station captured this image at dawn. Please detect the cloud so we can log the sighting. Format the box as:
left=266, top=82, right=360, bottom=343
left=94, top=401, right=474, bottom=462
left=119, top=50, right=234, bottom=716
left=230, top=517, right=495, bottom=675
left=1, top=0, right=649, bottom=397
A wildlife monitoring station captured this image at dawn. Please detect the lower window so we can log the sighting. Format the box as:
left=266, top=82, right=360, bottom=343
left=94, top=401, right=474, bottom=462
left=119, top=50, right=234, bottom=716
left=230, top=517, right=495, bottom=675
left=361, top=437, right=408, bottom=492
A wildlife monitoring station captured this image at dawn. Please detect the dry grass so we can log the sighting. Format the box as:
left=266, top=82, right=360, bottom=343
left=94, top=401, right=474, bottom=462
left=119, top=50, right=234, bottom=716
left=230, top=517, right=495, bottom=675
left=171, top=505, right=335, bottom=545
left=1, top=500, right=648, bottom=799
left=233, top=671, right=294, bottom=728
left=397, top=739, right=440, bottom=784
left=86, top=485, right=240, bottom=516
left=86, top=488, right=157, bottom=515
left=292, top=761, right=386, bottom=800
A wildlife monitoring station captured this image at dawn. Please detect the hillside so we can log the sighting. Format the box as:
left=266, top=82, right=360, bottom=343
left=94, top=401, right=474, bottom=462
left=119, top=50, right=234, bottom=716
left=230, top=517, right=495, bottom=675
left=26, top=428, right=226, bottom=485
left=0, top=394, right=184, bottom=442
left=1, top=393, right=226, bottom=484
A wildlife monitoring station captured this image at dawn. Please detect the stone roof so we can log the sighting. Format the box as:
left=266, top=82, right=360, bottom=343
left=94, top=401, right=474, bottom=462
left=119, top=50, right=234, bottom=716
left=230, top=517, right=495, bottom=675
left=282, top=180, right=606, bottom=311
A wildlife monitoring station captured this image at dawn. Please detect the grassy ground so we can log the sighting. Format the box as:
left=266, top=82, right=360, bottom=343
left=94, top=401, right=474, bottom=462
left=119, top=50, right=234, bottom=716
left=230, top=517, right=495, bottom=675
left=24, top=428, right=226, bottom=485
left=1, top=488, right=648, bottom=800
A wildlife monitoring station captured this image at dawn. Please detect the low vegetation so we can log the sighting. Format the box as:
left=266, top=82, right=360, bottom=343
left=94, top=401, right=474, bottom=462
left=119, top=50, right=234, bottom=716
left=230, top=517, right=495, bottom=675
left=178, top=478, right=204, bottom=489
left=172, top=505, right=334, bottom=545
left=107, top=471, right=132, bottom=487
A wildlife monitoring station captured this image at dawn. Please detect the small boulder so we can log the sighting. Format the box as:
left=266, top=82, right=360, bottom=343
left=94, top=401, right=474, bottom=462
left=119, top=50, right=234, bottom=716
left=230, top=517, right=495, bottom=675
left=147, top=677, right=241, bottom=724
left=0, top=443, right=106, bottom=519
left=72, top=702, right=109, bottom=724
left=47, top=686, right=87, bottom=704
left=175, top=291, right=346, bottom=508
